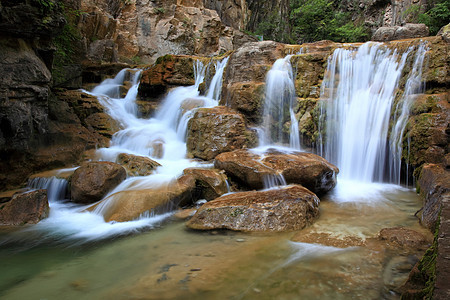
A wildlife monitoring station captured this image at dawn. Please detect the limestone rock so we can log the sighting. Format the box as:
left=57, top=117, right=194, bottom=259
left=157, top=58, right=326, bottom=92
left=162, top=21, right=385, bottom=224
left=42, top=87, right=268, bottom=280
left=116, top=153, right=161, bottom=177
left=71, top=161, right=127, bottom=204
left=214, top=149, right=338, bottom=194
left=89, top=176, right=197, bottom=222
left=372, top=23, right=429, bottom=42
left=417, top=164, right=450, bottom=230
left=0, top=190, right=49, bottom=226
left=186, top=106, right=257, bottom=161
left=183, top=168, right=229, bottom=200
left=186, top=185, right=320, bottom=232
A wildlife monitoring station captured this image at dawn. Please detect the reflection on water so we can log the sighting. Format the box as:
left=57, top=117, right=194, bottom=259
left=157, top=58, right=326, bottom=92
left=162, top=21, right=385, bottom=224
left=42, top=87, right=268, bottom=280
left=0, top=185, right=430, bottom=300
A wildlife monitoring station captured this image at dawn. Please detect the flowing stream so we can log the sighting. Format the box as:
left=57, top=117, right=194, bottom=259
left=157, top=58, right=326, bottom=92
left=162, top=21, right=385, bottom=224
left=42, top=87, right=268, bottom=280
left=0, top=43, right=430, bottom=299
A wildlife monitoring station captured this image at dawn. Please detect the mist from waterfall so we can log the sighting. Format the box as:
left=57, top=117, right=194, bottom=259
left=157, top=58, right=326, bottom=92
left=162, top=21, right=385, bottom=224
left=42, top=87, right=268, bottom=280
left=318, top=42, right=428, bottom=184
left=260, top=55, right=300, bottom=150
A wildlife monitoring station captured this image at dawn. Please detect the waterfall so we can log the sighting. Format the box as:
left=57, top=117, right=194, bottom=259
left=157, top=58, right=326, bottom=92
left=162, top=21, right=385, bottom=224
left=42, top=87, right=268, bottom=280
left=28, top=176, right=69, bottom=203
left=206, top=57, right=229, bottom=101
left=389, top=44, right=428, bottom=184
left=318, top=42, right=428, bottom=183
left=261, top=55, right=300, bottom=149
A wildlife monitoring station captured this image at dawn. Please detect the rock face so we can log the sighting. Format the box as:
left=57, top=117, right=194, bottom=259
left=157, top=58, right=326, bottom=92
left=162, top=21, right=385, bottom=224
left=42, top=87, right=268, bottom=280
left=71, top=162, right=127, bottom=204
left=78, top=0, right=256, bottom=64
left=116, top=153, right=161, bottom=177
left=0, top=190, right=49, bottom=225
left=186, top=185, right=320, bottom=232
left=372, top=23, right=429, bottom=41
left=214, top=149, right=338, bottom=194
left=186, top=106, right=257, bottom=160
left=417, top=164, right=450, bottom=230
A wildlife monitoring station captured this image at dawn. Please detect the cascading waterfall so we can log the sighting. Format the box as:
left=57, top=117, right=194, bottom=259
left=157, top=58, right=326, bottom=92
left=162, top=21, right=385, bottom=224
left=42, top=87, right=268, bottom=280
left=15, top=57, right=230, bottom=242
left=206, top=57, right=229, bottom=100
left=261, top=55, right=300, bottom=150
left=389, top=44, right=428, bottom=184
left=318, top=42, right=427, bottom=183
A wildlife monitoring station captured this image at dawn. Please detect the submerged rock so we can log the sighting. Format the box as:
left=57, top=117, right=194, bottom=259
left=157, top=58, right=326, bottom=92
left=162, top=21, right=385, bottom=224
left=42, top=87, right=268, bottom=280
left=186, top=106, right=257, bottom=161
left=116, top=153, right=161, bottom=177
left=379, top=227, right=430, bottom=250
left=214, top=149, right=338, bottom=194
left=71, top=161, right=127, bottom=204
left=0, top=190, right=49, bottom=226
left=186, top=185, right=320, bottom=232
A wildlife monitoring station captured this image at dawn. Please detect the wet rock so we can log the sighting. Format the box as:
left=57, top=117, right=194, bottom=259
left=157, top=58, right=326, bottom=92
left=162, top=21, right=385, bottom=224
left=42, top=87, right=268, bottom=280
left=0, top=190, right=49, bottom=225
left=71, top=161, right=127, bottom=204
left=379, top=227, right=430, bottom=250
left=214, top=149, right=338, bottom=194
left=186, top=106, right=257, bottom=161
left=182, top=168, right=229, bottom=200
left=89, top=176, right=196, bottom=222
left=417, top=164, right=450, bottom=230
left=186, top=185, right=320, bottom=232
left=224, top=82, right=265, bottom=123
left=372, top=23, right=429, bottom=41
left=116, top=153, right=161, bottom=177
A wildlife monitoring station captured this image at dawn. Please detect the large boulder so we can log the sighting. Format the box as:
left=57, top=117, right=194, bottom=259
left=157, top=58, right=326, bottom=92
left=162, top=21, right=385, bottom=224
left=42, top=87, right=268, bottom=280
left=116, top=153, right=161, bottom=177
left=71, top=161, right=127, bottom=204
left=186, top=185, right=320, bottom=232
left=214, top=149, right=338, bottom=194
left=372, top=23, right=429, bottom=42
left=88, top=175, right=197, bottom=222
left=186, top=106, right=257, bottom=161
left=0, top=190, right=49, bottom=226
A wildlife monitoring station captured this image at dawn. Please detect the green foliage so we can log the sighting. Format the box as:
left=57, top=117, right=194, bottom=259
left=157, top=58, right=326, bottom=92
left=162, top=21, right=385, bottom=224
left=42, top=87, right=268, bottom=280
left=418, top=0, right=450, bottom=35
left=289, top=0, right=369, bottom=43
left=34, top=0, right=57, bottom=13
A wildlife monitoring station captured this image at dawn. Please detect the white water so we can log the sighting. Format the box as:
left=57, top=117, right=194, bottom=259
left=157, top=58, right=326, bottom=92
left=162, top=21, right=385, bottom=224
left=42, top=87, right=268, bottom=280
left=318, top=42, right=428, bottom=183
left=260, top=55, right=301, bottom=149
left=18, top=57, right=230, bottom=243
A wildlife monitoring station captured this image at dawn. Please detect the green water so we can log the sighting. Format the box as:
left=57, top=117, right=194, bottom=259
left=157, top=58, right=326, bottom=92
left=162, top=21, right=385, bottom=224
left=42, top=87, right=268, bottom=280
left=0, top=186, right=430, bottom=300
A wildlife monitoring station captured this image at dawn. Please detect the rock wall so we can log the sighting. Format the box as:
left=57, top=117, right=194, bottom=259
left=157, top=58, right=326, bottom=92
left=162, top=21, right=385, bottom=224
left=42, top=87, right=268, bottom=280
left=79, top=0, right=257, bottom=64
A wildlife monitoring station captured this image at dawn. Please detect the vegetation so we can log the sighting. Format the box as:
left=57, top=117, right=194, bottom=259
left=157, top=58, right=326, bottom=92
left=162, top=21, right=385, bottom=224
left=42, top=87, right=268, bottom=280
left=418, top=0, right=450, bottom=35
left=289, top=0, right=369, bottom=43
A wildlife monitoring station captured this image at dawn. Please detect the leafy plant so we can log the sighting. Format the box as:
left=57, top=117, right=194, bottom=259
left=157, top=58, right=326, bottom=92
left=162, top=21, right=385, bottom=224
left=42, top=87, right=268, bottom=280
left=289, top=0, right=369, bottom=43
left=418, top=0, right=450, bottom=35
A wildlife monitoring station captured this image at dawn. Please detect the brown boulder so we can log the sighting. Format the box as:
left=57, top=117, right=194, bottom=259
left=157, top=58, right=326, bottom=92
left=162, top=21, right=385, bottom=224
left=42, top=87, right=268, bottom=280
left=89, top=175, right=196, bottom=222
left=116, top=153, right=161, bottom=177
left=71, top=161, right=127, bottom=204
left=0, top=190, right=49, bottom=225
left=183, top=168, right=229, bottom=200
left=186, top=106, right=257, bottom=161
left=186, top=185, right=320, bottom=232
left=214, top=149, right=338, bottom=194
